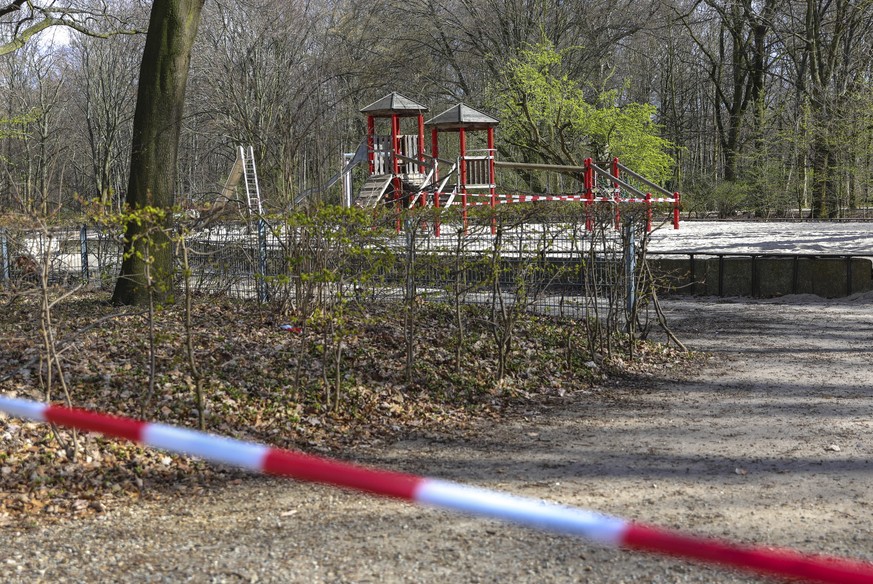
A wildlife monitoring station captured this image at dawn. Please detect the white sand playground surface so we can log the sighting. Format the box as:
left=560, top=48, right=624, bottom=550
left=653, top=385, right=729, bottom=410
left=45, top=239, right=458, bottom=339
left=649, top=220, right=873, bottom=255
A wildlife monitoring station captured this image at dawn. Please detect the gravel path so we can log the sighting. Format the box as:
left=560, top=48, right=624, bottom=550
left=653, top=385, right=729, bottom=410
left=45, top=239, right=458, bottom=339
left=2, top=296, right=873, bottom=583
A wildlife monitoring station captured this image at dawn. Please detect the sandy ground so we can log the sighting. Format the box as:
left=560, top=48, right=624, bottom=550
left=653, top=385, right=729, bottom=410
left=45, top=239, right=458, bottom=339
left=2, top=295, right=873, bottom=583
left=648, top=220, right=873, bottom=255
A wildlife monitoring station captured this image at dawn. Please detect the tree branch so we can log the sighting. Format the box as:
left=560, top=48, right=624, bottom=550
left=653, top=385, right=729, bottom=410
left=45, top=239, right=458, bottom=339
left=0, top=3, right=144, bottom=57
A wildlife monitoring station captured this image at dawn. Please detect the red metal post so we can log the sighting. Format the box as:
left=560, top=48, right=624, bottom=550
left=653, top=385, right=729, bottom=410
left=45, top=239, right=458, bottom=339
left=673, top=192, right=681, bottom=229
left=418, top=114, right=426, bottom=207
left=584, top=158, right=593, bottom=231
left=391, top=115, right=401, bottom=177
left=645, top=193, right=652, bottom=232
left=459, top=128, right=467, bottom=189
left=613, top=157, right=621, bottom=229
left=431, top=128, right=440, bottom=181
left=366, top=116, right=375, bottom=175
left=417, top=114, right=426, bottom=173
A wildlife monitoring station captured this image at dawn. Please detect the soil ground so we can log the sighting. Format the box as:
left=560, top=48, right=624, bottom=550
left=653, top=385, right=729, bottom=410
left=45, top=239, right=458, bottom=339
left=2, top=295, right=873, bottom=583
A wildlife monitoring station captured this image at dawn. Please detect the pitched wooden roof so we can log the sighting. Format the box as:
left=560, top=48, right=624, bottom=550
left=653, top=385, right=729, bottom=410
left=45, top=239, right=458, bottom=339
left=360, top=92, right=428, bottom=116
left=425, top=104, right=499, bottom=130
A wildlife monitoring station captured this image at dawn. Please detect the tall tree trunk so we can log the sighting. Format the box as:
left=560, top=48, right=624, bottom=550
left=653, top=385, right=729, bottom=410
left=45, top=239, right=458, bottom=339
left=112, top=0, right=205, bottom=306
left=723, top=124, right=740, bottom=183
left=810, top=139, right=838, bottom=218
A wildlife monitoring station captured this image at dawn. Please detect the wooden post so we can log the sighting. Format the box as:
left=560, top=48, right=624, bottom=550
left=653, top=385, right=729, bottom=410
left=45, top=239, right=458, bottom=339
left=432, top=128, right=441, bottom=237
left=459, top=128, right=468, bottom=234
left=488, top=127, right=496, bottom=235
left=392, top=115, right=401, bottom=233
left=367, top=116, right=375, bottom=175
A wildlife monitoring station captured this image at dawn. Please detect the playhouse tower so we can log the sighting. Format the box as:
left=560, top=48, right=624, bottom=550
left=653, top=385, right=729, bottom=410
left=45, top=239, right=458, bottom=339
left=426, top=104, right=499, bottom=228
left=358, top=92, right=428, bottom=208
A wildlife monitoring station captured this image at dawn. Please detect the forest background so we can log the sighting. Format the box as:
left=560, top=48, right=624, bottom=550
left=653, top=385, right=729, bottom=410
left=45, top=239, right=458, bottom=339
left=1, top=0, right=872, bottom=221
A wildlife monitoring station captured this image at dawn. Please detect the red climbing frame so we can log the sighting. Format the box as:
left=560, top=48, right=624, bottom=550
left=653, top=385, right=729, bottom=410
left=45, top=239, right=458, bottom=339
left=354, top=93, right=680, bottom=234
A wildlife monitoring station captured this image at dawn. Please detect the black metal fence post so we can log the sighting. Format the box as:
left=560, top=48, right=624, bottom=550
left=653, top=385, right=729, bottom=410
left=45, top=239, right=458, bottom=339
left=624, top=219, right=636, bottom=319
left=689, top=253, right=696, bottom=294
left=846, top=256, right=853, bottom=296
left=0, top=229, right=9, bottom=285
left=256, top=218, right=269, bottom=303
left=80, top=225, right=89, bottom=283
left=405, top=217, right=416, bottom=304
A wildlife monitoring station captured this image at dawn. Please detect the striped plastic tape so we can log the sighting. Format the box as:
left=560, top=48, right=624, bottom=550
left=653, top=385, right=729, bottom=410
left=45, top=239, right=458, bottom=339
left=1, top=395, right=872, bottom=584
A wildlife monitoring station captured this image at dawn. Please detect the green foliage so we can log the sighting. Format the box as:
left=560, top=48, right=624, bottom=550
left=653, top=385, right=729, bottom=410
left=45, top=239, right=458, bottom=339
left=677, top=177, right=756, bottom=218
left=710, top=181, right=751, bottom=218
left=490, top=41, right=675, bottom=183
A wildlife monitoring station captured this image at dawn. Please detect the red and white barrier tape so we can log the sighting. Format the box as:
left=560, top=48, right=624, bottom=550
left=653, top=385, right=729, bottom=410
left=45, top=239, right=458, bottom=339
left=453, top=194, right=677, bottom=205
left=2, top=395, right=872, bottom=584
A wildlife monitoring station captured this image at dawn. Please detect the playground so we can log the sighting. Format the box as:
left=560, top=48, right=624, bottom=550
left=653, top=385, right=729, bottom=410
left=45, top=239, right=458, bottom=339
left=2, top=294, right=872, bottom=582
left=2, top=92, right=873, bottom=582
left=224, top=91, right=680, bottom=230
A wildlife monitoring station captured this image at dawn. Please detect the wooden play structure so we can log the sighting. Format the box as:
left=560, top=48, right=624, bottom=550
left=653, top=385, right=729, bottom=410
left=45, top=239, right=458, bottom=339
left=349, top=92, right=680, bottom=233
left=224, top=91, right=680, bottom=233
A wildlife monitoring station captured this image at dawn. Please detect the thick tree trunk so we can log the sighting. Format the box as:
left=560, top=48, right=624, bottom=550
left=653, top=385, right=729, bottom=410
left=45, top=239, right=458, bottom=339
left=810, top=140, right=839, bottom=218
left=112, top=0, right=204, bottom=306
left=723, top=134, right=739, bottom=183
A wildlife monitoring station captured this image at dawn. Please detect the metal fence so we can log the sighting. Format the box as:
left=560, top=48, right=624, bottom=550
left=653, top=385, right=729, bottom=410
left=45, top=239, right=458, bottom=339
left=1, top=216, right=640, bottom=319
left=0, top=226, right=122, bottom=288
left=186, top=223, right=265, bottom=299
left=367, top=221, right=631, bottom=317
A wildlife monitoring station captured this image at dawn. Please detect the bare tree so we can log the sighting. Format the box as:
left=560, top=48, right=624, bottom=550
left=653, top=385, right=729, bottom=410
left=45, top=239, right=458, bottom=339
left=191, top=0, right=335, bottom=206
left=70, top=29, right=141, bottom=209
left=671, top=0, right=780, bottom=182
left=112, top=0, right=205, bottom=306
left=777, top=0, right=873, bottom=217
left=0, top=0, right=140, bottom=56
left=0, top=40, right=69, bottom=215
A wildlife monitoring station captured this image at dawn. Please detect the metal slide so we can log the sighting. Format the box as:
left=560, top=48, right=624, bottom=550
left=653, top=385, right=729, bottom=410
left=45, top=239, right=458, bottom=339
left=219, top=145, right=262, bottom=216
left=293, top=140, right=369, bottom=207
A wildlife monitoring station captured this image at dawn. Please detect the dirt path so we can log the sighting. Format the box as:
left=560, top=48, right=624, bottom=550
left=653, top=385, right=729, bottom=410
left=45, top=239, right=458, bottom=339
left=2, top=296, right=873, bottom=583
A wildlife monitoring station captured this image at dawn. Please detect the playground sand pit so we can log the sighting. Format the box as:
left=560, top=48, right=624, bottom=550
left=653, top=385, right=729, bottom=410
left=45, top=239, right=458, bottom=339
left=648, top=219, right=873, bottom=255
left=2, top=295, right=873, bottom=582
